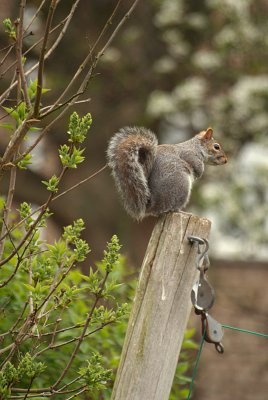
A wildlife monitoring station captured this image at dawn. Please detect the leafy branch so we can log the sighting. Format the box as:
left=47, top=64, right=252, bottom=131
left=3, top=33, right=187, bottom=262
left=0, top=1, right=140, bottom=399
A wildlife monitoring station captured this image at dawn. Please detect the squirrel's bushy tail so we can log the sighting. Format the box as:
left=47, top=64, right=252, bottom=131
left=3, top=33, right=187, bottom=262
left=107, top=126, right=158, bottom=220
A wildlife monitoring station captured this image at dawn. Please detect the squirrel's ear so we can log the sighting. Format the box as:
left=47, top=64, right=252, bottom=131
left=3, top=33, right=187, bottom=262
left=203, top=127, right=213, bottom=140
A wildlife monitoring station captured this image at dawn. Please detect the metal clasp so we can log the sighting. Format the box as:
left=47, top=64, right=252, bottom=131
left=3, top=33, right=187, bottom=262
left=202, top=313, right=224, bottom=353
left=188, top=235, right=224, bottom=354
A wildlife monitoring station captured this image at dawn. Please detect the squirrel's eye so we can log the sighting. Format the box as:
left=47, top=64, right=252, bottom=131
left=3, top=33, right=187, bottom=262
left=213, top=143, right=220, bottom=150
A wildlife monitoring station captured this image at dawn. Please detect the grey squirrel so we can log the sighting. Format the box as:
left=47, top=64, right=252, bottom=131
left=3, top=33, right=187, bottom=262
left=107, top=126, right=227, bottom=220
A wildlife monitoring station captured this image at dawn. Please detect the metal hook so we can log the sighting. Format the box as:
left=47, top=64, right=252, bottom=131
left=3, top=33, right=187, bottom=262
left=188, top=236, right=210, bottom=271
left=188, top=235, right=206, bottom=246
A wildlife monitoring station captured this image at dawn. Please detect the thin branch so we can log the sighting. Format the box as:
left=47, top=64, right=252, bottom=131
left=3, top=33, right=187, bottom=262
left=0, top=192, right=52, bottom=269
left=0, top=226, right=39, bottom=288
left=0, top=161, right=106, bottom=255
left=0, top=159, right=70, bottom=270
left=0, top=118, right=39, bottom=179
left=40, top=98, right=90, bottom=113
left=14, top=0, right=31, bottom=110
left=52, top=272, right=110, bottom=388
left=33, top=0, right=58, bottom=117
left=0, top=16, right=68, bottom=80
left=30, top=321, right=85, bottom=337
left=0, top=302, right=28, bottom=339
left=64, top=386, right=87, bottom=400
left=0, top=0, right=79, bottom=104
left=0, top=42, right=14, bottom=54
left=0, top=162, right=107, bottom=247
left=50, top=309, right=65, bottom=346
left=39, top=93, right=89, bottom=119
left=0, top=248, right=22, bottom=288
left=0, top=68, right=17, bottom=107
left=33, top=320, right=114, bottom=358
left=0, top=98, right=24, bottom=121
left=28, top=258, right=34, bottom=314
left=10, top=375, right=82, bottom=395
left=13, top=0, right=140, bottom=163
left=36, top=261, right=75, bottom=314
left=22, top=376, right=35, bottom=400
left=10, top=385, right=87, bottom=399
left=53, top=164, right=108, bottom=201
left=0, top=162, right=17, bottom=259
left=71, top=0, right=141, bottom=100
left=47, top=0, right=123, bottom=114
left=1, top=0, right=61, bottom=100
left=58, top=376, right=83, bottom=392
left=0, top=44, right=14, bottom=69
left=24, top=0, right=48, bottom=34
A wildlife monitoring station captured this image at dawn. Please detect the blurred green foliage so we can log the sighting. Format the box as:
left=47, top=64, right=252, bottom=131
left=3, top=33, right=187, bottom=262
left=0, top=202, right=197, bottom=399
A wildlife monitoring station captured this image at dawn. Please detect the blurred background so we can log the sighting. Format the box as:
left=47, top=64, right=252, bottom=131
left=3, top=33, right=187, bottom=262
left=0, top=1, right=268, bottom=399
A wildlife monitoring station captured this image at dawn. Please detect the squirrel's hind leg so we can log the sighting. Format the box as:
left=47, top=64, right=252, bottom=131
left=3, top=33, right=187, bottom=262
left=146, top=172, right=192, bottom=216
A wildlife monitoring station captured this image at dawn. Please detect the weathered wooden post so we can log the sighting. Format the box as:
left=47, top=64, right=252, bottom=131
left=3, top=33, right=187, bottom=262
left=111, top=212, right=211, bottom=400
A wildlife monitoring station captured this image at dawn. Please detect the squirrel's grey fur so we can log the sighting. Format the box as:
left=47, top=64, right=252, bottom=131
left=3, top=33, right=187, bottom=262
left=107, top=126, right=227, bottom=220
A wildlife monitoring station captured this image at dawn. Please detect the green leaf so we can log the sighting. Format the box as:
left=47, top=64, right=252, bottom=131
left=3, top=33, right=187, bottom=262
left=17, top=102, right=27, bottom=121
left=3, top=106, right=20, bottom=124
left=67, top=111, right=92, bottom=144
left=182, top=339, right=198, bottom=350
left=17, top=154, right=32, bottom=170
left=29, top=126, right=42, bottom=132
left=0, top=123, right=14, bottom=131
left=23, top=283, right=36, bottom=292
left=42, top=175, right=60, bottom=193
left=3, top=18, right=16, bottom=40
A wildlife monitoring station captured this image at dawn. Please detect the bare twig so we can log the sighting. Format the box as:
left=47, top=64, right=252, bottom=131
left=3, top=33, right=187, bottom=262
left=47, top=0, right=123, bottom=114
left=0, top=231, right=34, bottom=288
left=0, top=164, right=107, bottom=244
left=31, top=321, right=85, bottom=337
left=53, top=164, right=108, bottom=201
left=52, top=272, right=110, bottom=388
left=39, top=92, right=89, bottom=119
left=0, top=342, right=15, bottom=356
left=33, top=320, right=114, bottom=358
left=0, top=44, right=14, bottom=69
left=50, top=309, right=65, bottom=346
left=28, top=258, right=34, bottom=314
left=40, top=98, right=91, bottom=114
left=22, top=376, right=35, bottom=400
left=24, top=0, right=48, bottom=34
left=11, top=375, right=82, bottom=395
left=0, top=302, right=28, bottom=339
left=0, top=159, right=70, bottom=270
left=64, top=386, right=87, bottom=400
left=33, top=0, right=58, bottom=117
left=72, top=0, right=141, bottom=100
left=0, top=161, right=17, bottom=259
left=0, top=16, right=68, bottom=80
left=0, top=68, right=17, bottom=108
left=0, top=192, right=52, bottom=269
left=14, top=0, right=31, bottom=110
left=10, top=385, right=87, bottom=399
left=0, top=118, right=39, bottom=179
left=14, top=0, right=140, bottom=163
left=0, top=1, right=79, bottom=104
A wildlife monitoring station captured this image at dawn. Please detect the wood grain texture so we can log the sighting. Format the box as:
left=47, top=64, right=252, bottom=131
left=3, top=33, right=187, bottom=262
left=111, top=212, right=211, bottom=400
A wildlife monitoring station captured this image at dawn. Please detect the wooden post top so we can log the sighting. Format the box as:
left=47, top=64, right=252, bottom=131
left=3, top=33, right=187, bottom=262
left=111, top=212, right=211, bottom=400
